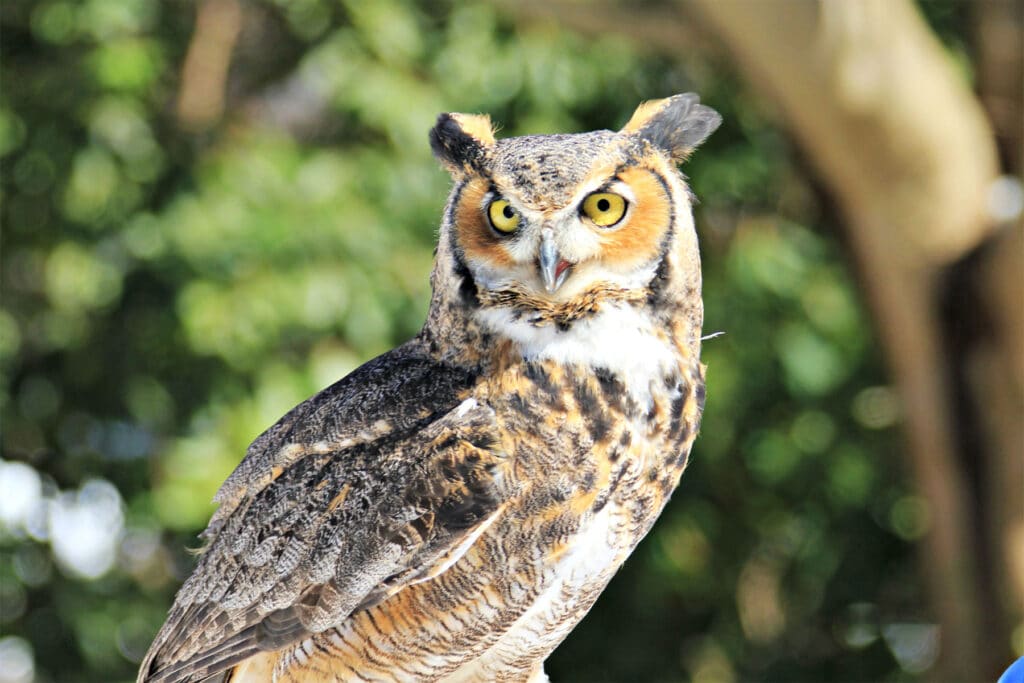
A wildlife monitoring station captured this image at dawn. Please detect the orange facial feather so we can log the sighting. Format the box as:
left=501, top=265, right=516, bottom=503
left=454, top=178, right=514, bottom=269
left=598, top=167, right=671, bottom=268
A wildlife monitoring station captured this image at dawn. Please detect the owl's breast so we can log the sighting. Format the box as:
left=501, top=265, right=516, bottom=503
left=437, top=334, right=703, bottom=673
left=482, top=315, right=703, bottom=510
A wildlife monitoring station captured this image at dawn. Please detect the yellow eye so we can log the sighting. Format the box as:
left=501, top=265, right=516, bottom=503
left=581, top=192, right=627, bottom=227
left=487, top=198, right=520, bottom=234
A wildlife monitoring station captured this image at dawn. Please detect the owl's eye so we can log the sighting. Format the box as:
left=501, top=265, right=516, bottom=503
left=581, top=192, right=627, bottom=227
left=487, top=198, right=520, bottom=234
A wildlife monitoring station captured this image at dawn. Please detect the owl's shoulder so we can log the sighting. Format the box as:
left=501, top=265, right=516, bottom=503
left=208, top=339, right=481, bottom=533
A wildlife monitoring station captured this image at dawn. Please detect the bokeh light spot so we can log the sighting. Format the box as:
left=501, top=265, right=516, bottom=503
left=890, top=495, right=931, bottom=540
left=0, top=461, right=43, bottom=534
left=0, top=637, right=34, bottom=683
left=883, top=622, right=940, bottom=673
left=49, top=478, right=125, bottom=579
left=44, top=241, right=124, bottom=313
left=852, top=385, right=901, bottom=429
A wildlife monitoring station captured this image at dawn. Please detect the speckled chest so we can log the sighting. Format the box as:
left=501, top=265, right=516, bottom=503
left=473, top=348, right=704, bottom=589
left=432, top=355, right=703, bottom=680
left=485, top=353, right=700, bottom=547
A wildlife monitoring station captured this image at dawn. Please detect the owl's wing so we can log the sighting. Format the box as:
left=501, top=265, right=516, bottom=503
left=139, top=343, right=504, bottom=683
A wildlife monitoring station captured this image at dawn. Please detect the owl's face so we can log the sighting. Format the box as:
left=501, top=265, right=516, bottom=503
left=450, top=131, right=676, bottom=302
left=429, top=95, right=719, bottom=346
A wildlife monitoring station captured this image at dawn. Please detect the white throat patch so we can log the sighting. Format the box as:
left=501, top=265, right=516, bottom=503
left=477, top=302, right=678, bottom=406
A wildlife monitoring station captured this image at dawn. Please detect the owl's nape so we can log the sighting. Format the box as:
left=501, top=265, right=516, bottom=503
left=140, top=94, right=719, bottom=683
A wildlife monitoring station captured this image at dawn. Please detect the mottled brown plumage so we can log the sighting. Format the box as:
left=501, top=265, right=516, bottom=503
left=139, top=93, right=720, bottom=683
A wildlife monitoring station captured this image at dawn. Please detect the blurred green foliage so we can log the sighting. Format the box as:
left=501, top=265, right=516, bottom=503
left=0, top=1, right=961, bottom=681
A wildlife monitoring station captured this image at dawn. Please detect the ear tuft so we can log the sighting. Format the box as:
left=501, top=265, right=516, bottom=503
left=429, top=113, right=496, bottom=175
left=621, top=93, right=721, bottom=161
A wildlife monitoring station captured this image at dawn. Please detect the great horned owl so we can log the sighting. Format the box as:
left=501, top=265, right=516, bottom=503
left=139, top=93, right=720, bottom=683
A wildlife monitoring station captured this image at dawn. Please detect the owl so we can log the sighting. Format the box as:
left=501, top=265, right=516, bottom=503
left=139, top=93, right=720, bottom=683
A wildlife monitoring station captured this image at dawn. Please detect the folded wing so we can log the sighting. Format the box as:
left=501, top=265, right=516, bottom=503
left=139, top=344, right=503, bottom=683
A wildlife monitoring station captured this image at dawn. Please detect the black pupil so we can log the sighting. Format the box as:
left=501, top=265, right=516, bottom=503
left=502, top=205, right=514, bottom=219
left=597, top=198, right=610, bottom=212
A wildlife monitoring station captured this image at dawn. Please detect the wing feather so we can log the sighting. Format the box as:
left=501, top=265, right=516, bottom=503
left=139, top=344, right=504, bottom=683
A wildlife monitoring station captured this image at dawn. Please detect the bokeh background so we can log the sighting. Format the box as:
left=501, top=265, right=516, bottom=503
left=1, top=1, right=1021, bottom=681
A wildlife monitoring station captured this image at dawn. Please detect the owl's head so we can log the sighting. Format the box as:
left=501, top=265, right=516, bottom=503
left=426, top=94, right=720, bottom=362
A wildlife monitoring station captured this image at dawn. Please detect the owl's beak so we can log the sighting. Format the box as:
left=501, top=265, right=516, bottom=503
left=539, top=228, right=571, bottom=293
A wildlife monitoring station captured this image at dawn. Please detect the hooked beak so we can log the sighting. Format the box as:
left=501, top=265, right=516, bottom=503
left=539, top=228, right=572, bottom=293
